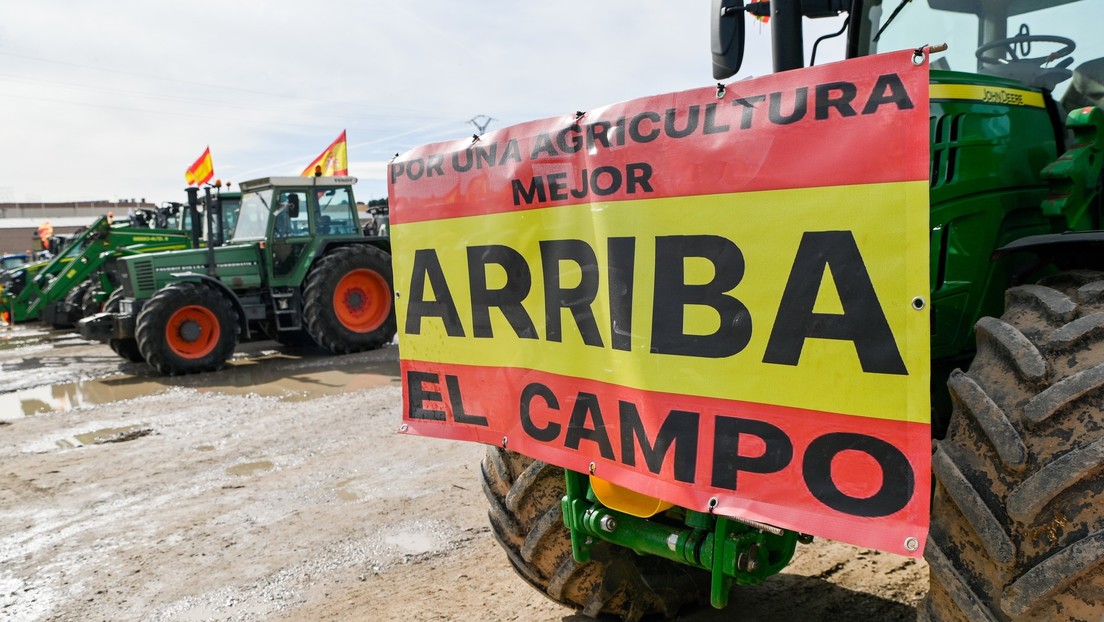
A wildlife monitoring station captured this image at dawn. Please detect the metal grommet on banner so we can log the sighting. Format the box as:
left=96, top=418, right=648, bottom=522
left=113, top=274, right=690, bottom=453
left=501, top=436, right=508, bottom=448
left=707, top=497, right=718, bottom=513
left=588, top=461, right=596, bottom=475
left=904, top=536, right=920, bottom=552
left=914, top=43, right=948, bottom=66
left=716, top=83, right=726, bottom=99
left=912, top=296, right=926, bottom=310
left=399, top=423, right=408, bottom=433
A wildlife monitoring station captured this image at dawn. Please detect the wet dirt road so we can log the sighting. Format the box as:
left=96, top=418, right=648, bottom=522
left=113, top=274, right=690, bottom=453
left=0, top=324, right=926, bottom=621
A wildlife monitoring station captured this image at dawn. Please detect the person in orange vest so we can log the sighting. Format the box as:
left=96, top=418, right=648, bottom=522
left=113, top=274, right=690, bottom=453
left=36, top=221, right=53, bottom=248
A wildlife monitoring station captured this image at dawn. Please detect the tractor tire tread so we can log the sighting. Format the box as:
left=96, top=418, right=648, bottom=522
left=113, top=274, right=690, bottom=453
left=923, top=272, right=1104, bottom=622
left=480, top=446, right=708, bottom=621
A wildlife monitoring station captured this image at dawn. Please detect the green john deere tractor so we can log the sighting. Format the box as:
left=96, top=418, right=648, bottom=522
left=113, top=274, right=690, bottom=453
left=0, top=201, right=213, bottom=327
left=45, top=191, right=242, bottom=328
left=441, top=2, right=1104, bottom=621
left=79, top=175, right=395, bottom=375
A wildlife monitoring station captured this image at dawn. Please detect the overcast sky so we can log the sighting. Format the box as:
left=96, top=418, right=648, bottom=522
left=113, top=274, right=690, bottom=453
left=0, top=1, right=844, bottom=204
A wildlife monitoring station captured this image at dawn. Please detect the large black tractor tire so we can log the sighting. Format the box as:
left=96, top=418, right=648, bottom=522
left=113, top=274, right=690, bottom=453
left=103, top=289, right=143, bottom=363
left=53, top=282, right=91, bottom=328
left=302, top=245, right=395, bottom=354
left=135, top=282, right=239, bottom=375
left=481, top=447, right=710, bottom=621
left=922, top=271, right=1104, bottom=622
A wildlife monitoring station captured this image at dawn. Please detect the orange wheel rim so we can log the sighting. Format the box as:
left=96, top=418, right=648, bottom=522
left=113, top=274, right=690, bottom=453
left=333, top=268, right=391, bottom=333
left=165, top=305, right=220, bottom=359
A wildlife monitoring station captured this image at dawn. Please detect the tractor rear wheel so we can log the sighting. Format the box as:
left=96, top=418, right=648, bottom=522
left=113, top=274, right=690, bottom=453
left=135, top=282, right=238, bottom=375
left=303, top=245, right=395, bottom=354
left=481, top=447, right=709, bottom=621
left=103, top=290, right=143, bottom=363
left=922, top=271, right=1104, bottom=621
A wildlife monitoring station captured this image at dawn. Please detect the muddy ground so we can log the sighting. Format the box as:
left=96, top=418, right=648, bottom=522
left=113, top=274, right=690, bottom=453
left=0, top=324, right=927, bottom=621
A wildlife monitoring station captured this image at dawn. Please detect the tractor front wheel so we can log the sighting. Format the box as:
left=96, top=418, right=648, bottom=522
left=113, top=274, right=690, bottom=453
left=923, top=272, right=1104, bottom=621
left=303, top=245, right=395, bottom=354
left=481, top=447, right=709, bottom=621
left=135, top=282, right=238, bottom=375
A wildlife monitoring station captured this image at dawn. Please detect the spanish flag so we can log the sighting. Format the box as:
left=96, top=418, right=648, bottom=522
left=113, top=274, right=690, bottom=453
left=301, top=131, right=348, bottom=177
left=185, top=147, right=215, bottom=186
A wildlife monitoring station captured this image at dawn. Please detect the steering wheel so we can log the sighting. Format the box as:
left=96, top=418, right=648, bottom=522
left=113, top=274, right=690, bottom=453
left=976, top=33, right=1075, bottom=68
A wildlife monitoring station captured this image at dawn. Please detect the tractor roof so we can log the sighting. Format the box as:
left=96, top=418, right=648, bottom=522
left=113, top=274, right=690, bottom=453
left=238, top=176, right=358, bottom=192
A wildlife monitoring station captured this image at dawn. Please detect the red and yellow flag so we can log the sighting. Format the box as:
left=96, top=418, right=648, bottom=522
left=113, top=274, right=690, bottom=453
left=185, top=147, right=214, bottom=186
left=301, top=131, right=348, bottom=176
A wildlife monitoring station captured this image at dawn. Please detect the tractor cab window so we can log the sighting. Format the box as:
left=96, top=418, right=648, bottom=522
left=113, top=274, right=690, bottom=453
left=856, top=0, right=1104, bottom=103
left=274, top=191, right=310, bottom=238
left=315, top=186, right=358, bottom=235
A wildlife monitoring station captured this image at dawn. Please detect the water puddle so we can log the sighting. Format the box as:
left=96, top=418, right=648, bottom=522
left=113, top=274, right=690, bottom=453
left=56, top=424, right=153, bottom=448
left=335, top=478, right=360, bottom=501
left=0, top=325, right=82, bottom=352
left=227, top=460, right=274, bottom=477
left=0, top=351, right=400, bottom=421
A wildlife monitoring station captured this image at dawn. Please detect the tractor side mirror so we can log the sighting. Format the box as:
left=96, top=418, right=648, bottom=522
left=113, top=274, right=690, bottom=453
left=712, top=0, right=745, bottom=80
left=287, top=194, right=300, bottom=219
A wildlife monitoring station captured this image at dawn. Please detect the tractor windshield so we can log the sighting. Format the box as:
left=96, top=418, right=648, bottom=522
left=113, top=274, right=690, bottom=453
left=856, top=0, right=1104, bottom=106
left=232, top=190, right=271, bottom=241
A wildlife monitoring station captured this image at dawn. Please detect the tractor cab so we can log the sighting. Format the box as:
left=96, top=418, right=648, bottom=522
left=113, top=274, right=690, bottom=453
left=858, top=0, right=1104, bottom=111
left=716, top=0, right=1104, bottom=110
left=233, top=176, right=360, bottom=240
left=715, top=0, right=1104, bottom=425
left=232, top=176, right=363, bottom=285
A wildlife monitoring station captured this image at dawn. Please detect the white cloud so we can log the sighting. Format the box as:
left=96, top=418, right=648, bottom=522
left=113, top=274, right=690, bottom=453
left=0, top=1, right=844, bottom=206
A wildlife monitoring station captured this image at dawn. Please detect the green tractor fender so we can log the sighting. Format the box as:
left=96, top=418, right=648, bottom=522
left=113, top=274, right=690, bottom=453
left=990, top=107, right=1104, bottom=273
left=993, top=230, right=1104, bottom=272
left=313, top=237, right=391, bottom=259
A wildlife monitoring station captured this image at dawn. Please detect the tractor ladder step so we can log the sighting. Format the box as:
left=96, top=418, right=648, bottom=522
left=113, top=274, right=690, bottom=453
left=269, top=289, right=302, bottom=331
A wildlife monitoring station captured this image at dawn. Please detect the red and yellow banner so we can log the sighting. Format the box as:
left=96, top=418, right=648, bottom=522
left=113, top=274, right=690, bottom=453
left=302, top=130, right=349, bottom=177
left=389, top=50, right=931, bottom=557
left=185, top=147, right=214, bottom=186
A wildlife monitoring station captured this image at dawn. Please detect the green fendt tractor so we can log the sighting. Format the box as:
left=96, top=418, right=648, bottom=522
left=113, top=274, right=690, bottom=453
left=0, top=203, right=206, bottom=326
left=391, top=1, right=1104, bottom=621
left=80, top=175, right=395, bottom=375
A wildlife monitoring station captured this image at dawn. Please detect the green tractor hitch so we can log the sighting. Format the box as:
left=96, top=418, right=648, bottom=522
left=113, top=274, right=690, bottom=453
left=560, top=470, right=798, bottom=609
